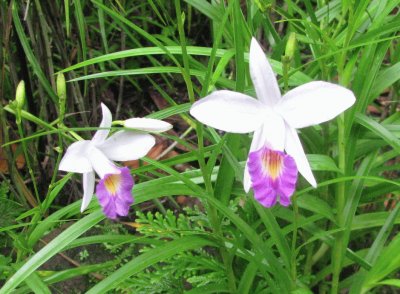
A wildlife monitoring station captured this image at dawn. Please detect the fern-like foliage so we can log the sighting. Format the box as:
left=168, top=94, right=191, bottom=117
left=124, top=208, right=226, bottom=292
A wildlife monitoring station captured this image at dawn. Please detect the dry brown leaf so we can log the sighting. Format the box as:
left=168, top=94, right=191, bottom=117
left=0, top=144, right=25, bottom=173
left=123, top=139, right=169, bottom=169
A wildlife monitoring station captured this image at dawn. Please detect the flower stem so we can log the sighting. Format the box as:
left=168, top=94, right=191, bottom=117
left=174, top=0, right=195, bottom=104
left=331, top=113, right=346, bottom=293
left=283, top=45, right=298, bottom=286
left=48, top=74, right=67, bottom=197
left=197, top=125, right=237, bottom=293
left=15, top=109, right=41, bottom=207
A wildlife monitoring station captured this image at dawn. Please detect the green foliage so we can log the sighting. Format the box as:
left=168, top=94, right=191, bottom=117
left=0, top=181, right=23, bottom=242
left=0, top=254, right=12, bottom=281
left=128, top=209, right=225, bottom=292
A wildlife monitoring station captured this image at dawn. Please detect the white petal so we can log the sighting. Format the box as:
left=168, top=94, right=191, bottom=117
left=124, top=118, right=172, bottom=133
left=87, top=146, right=120, bottom=178
left=92, top=103, right=112, bottom=145
left=243, top=166, right=251, bottom=193
left=284, top=125, right=317, bottom=187
left=249, top=38, right=281, bottom=106
left=81, top=171, right=95, bottom=212
left=59, top=140, right=93, bottom=173
left=276, top=81, right=356, bottom=129
left=190, top=90, right=265, bottom=133
left=99, top=131, right=156, bottom=161
left=244, top=128, right=264, bottom=192
left=261, top=109, right=286, bottom=151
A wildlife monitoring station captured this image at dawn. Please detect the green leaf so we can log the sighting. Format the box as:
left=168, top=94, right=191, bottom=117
left=0, top=212, right=104, bottom=294
left=361, top=234, right=400, bottom=292
left=237, top=261, right=258, bottom=294
left=352, top=212, right=400, bottom=231
left=254, top=202, right=292, bottom=269
left=183, top=0, right=223, bottom=22
left=214, top=134, right=242, bottom=206
left=355, top=113, right=400, bottom=154
left=24, top=272, right=51, bottom=294
left=145, top=103, right=191, bottom=119
left=349, top=203, right=400, bottom=293
left=307, top=154, right=341, bottom=173
left=59, top=45, right=311, bottom=86
left=371, top=62, right=400, bottom=98
left=43, top=260, right=118, bottom=285
left=376, top=279, right=400, bottom=287
left=297, top=194, right=336, bottom=222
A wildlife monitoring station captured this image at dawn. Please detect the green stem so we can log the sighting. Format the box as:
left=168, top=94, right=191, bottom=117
left=47, top=73, right=67, bottom=207
left=283, top=51, right=296, bottom=286
left=197, top=125, right=237, bottom=293
left=331, top=113, right=346, bottom=293
left=15, top=112, right=41, bottom=207
left=47, top=126, right=64, bottom=195
left=175, top=0, right=195, bottom=103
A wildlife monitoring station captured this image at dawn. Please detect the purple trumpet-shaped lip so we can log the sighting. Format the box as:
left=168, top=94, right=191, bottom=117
left=248, top=146, right=298, bottom=207
left=96, top=166, right=134, bottom=219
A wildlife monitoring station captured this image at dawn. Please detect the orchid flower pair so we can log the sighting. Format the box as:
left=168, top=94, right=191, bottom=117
left=59, top=103, right=172, bottom=219
left=190, top=38, right=355, bottom=207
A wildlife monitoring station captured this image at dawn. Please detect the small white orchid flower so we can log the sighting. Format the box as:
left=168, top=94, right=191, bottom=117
left=190, top=38, right=355, bottom=207
left=59, top=103, right=172, bottom=218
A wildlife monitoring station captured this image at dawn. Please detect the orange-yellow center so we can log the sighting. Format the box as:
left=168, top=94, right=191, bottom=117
left=104, top=174, right=121, bottom=196
left=262, top=150, right=283, bottom=180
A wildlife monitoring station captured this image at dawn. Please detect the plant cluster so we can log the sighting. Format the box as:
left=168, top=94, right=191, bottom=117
left=0, top=0, right=399, bottom=293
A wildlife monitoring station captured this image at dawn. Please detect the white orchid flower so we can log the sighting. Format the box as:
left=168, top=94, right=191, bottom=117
left=59, top=103, right=172, bottom=218
left=190, top=38, right=355, bottom=207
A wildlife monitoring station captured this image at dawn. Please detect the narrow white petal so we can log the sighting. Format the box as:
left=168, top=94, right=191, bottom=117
left=92, top=103, right=112, bottom=145
left=99, top=131, right=156, bottom=161
left=249, top=38, right=281, bottom=106
left=124, top=118, right=172, bottom=133
left=59, top=140, right=93, bottom=173
left=261, top=109, right=286, bottom=151
left=81, top=171, right=95, bottom=212
left=244, top=128, right=264, bottom=192
left=276, top=81, right=356, bottom=128
left=243, top=168, right=251, bottom=193
left=284, top=125, right=317, bottom=187
left=190, top=90, right=265, bottom=133
left=87, top=146, right=120, bottom=178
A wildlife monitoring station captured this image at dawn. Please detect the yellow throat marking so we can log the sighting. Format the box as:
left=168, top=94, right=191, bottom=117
left=104, top=174, right=121, bottom=196
left=262, top=150, right=283, bottom=180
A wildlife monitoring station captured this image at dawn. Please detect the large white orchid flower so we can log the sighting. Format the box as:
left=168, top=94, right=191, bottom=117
left=59, top=103, right=172, bottom=218
left=190, top=38, right=355, bottom=207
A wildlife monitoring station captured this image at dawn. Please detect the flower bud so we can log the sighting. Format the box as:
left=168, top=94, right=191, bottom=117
left=285, top=32, right=297, bottom=60
left=57, top=73, right=66, bottom=119
left=15, top=80, right=25, bottom=109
